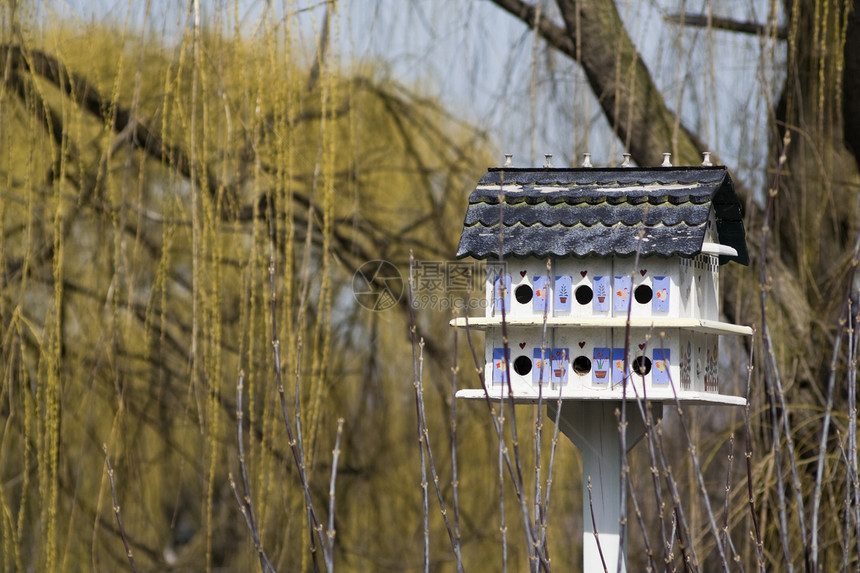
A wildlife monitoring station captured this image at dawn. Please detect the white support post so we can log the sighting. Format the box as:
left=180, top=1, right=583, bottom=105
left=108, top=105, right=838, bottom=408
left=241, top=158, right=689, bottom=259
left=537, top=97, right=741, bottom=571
left=548, top=401, right=662, bottom=573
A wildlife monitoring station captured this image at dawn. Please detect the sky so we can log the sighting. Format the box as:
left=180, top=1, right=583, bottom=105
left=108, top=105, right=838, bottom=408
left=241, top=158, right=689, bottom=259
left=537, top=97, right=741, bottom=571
left=43, top=0, right=782, bottom=191
left=343, top=0, right=781, bottom=190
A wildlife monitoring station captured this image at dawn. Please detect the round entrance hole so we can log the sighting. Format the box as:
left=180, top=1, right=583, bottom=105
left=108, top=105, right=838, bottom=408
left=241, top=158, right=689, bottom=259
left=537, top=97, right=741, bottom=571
left=634, top=285, right=653, bottom=304
left=513, top=355, right=533, bottom=376
left=574, top=285, right=593, bottom=305
left=632, top=356, right=652, bottom=376
left=515, top=284, right=534, bottom=304
left=573, top=356, right=592, bottom=376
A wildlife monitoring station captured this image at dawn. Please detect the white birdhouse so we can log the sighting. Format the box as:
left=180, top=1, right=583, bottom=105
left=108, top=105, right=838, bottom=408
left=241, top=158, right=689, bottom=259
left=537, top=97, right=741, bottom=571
left=452, top=160, right=751, bottom=405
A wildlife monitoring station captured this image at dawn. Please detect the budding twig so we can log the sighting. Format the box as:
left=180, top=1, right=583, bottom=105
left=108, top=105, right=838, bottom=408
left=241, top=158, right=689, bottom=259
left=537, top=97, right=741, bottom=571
left=103, top=446, right=142, bottom=573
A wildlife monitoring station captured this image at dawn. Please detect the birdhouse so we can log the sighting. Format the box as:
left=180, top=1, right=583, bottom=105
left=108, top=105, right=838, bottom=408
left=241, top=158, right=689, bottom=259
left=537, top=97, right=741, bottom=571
left=452, top=157, right=751, bottom=405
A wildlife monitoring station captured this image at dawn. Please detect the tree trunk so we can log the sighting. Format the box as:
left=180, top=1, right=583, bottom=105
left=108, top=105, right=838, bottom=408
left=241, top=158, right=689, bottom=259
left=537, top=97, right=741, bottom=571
left=771, top=0, right=859, bottom=376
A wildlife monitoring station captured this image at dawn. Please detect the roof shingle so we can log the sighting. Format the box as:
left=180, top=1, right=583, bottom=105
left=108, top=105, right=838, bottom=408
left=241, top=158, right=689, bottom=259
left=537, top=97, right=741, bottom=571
left=456, top=166, right=749, bottom=265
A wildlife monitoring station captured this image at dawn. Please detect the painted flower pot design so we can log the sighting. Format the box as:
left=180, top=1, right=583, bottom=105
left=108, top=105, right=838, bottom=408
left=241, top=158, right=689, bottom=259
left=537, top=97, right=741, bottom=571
left=593, top=276, right=610, bottom=311
left=593, top=348, right=610, bottom=382
left=551, top=349, right=568, bottom=384
left=555, top=276, right=572, bottom=311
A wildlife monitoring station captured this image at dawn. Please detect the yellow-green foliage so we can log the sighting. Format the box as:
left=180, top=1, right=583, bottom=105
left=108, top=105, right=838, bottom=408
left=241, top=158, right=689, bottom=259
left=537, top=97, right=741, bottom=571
left=0, top=7, right=558, bottom=571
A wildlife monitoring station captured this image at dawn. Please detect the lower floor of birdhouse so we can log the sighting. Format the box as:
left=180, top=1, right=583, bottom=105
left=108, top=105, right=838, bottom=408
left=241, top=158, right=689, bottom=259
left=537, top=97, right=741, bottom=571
left=466, top=326, right=746, bottom=406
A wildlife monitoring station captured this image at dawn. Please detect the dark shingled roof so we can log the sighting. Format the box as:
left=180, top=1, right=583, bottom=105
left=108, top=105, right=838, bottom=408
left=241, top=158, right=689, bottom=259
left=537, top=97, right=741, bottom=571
left=456, top=166, right=749, bottom=265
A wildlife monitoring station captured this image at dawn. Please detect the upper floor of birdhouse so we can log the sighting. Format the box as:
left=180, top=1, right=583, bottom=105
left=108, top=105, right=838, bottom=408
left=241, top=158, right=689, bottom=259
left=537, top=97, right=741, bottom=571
left=455, top=164, right=748, bottom=323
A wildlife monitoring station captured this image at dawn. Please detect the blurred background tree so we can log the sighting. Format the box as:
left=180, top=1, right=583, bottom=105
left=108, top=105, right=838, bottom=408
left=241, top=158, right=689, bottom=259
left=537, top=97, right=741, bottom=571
left=0, top=3, right=501, bottom=570
left=1, top=0, right=858, bottom=571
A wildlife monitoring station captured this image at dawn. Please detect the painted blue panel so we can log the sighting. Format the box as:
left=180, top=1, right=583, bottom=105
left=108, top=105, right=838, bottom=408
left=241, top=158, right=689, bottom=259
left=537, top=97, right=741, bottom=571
left=532, top=347, right=551, bottom=384
left=593, top=276, right=610, bottom=311
left=533, top=276, right=549, bottom=312
left=653, top=349, right=671, bottom=385
left=555, top=276, right=572, bottom=311
left=653, top=276, right=670, bottom=312
left=593, top=347, right=610, bottom=384
left=492, top=348, right=510, bottom=384
left=494, top=276, right=511, bottom=313
left=551, top=348, right=569, bottom=385
left=612, top=348, right=626, bottom=384
left=614, top=276, right=631, bottom=312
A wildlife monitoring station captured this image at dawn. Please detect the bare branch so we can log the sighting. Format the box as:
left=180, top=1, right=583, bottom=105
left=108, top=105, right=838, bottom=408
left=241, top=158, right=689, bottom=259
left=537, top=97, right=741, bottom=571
left=664, top=13, right=787, bottom=40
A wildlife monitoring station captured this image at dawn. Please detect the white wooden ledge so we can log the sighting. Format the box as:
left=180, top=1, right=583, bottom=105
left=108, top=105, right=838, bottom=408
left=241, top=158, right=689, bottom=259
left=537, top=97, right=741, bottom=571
left=449, top=316, right=753, bottom=336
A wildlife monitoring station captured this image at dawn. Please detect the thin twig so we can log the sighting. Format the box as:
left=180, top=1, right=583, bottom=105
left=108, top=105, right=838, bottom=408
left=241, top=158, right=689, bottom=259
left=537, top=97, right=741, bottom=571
left=231, top=371, right=277, bottom=573
left=415, top=330, right=430, bottom=573
left=460, top=309, right=550, bottom=571
left=268, top=255, right=326, bottom=572
left=407, top=254, right=464, bottom=570
left=722, top=433, right=735, bottom=555
left=617, top=233, right=646, bottom=573
left=847, top=303, right=860, bottom=562
left=496, top=246, right=541, bottom=573
left=742, top=343, right=766, bottom=571
left=836, top=432, right=856, bottom=571
left=540, top=388, right=564, bottom=556
left=758, top=131, right=798, bottom=573
left=326, top=419, right=344, bottom=571
left=492, top=171, right=547, bottom=571
left=103, top=446, right=142, bottom=573
left=662, top=335, right=736, bottom=571
left=810, top=297, right=850, bottom=569
left=450, top=325, right=463, bottom=571
left=532, top=258, right=551, bottom=569
left=652, top=409, right=699, bottom=570
left=764, top=322, right=809, bottom=571
left=588, top=476, right=609, bottom=573
left=842, top=229, right=860, bottom=566
left=626, top=461, right=657, bottom=572
left=617, top=337, right=659, bottom=572
left=499, top=396, right=508, bottom=573
left=626, top=331, right=672, bottom=571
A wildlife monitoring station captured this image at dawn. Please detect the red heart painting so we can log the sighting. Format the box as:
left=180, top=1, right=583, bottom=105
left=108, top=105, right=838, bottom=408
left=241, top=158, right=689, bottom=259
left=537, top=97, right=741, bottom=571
left=638, top=343, right=645, bottom=350
left=519, top=342, right=526, bottom=349
left=578, top=341, right=585, bottom=348
left=640, top=269, right=647, bottom=276
left=520, top=270, right=527, bottom=277
left=580, top=270, right=587, bottom=277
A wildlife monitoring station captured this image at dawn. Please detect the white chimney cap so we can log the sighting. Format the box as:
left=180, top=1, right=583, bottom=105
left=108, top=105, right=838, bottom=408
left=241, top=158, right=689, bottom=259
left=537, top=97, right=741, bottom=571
left=581, top=153, right=593, bottom=168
